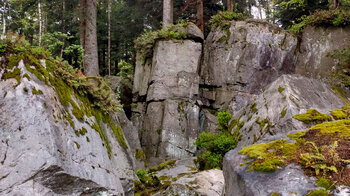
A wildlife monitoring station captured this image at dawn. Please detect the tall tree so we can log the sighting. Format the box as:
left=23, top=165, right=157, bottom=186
left=79, top=0, right=99, bottom=76
left=2, top=0, right=7, bottom=38
left=107, top=0, right=111, bottom=76
left=163, top=0, right=173, bottom=27
left=38, top=0, right=42, bottom=46
left=227, top=0, right=232, bottom=11
left=196, top=0, right=203, bottom=31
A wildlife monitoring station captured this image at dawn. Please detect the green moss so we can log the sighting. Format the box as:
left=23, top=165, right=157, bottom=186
left=8, top=54, right=24, bottom=69
left=281, top=107, right=287, bottom=118
left=289, top=97, right=300, bottom=108
left=23, top=73, right=31, bottom=80
left=3, top=91, right=7, bottom=98
left=32, top=87, right=43, bottom=95
left=248, top=114, right=253, bottom=121
left=209, top=11, right=244, bottom=31
left=149, top=160, right=177, bottom=172
left=2, top=68, right=21, bottom=88
left=316, top=177, right=335, bottom=190
left=293, top=109, right=332, bottom=124
left=305, top=189, right=328, bottom=196
left=23, top=87, right=28, bottom=92
left=86, top=136, right=90, bottom=142
left=330, top=107, right=349, bottom=120
left=250, top=103, right=258, bottom=114
left=287, top=131, right=306, bottom=140
left=278, top=86, right=285, bottom=93
left=107, top=116, right=128, bottom=149
left=74, top=141, right=80, bottom=149
left=309, top=120, right=350, bottom=139
left=271, top=193, right=281, bottom=196
left=136, top=148, right=147, bottom=167
left=239, top=139, right=299, bottom=172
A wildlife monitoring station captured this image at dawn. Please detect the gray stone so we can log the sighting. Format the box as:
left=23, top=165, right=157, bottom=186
left=201, top=19, right=297, bottom=111
left=333, top=185, right=350, bottom=196
left=141, top=100, right=199, bottom=167
left=147, top=40, right=202, bottom=101
left=230, top=74, right=345, bottom=148
left=163, top=169, right=224, bottom=196
left=296, top=25, right=350, bottom=80
left=184, top=23, right=204, bottom=41
left=0, top=60, right=134, bottom=195
left=223, top=149, right=318, bottom=196
left=156, top=158, right=197, bottom=178
left=132, top=55, right=152, bottom=98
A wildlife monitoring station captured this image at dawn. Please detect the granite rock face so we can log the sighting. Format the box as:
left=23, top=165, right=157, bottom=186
left=230, top=74, right=344, bottom=149
left=222, top=74, right=346, bottom=196
left=132, top=32, right=203, bottom=166
left=296, top=25, right=350, bottom=80
left=0, top=60, right=135, bottom=196
left=201, top=19, right=298, bottom=112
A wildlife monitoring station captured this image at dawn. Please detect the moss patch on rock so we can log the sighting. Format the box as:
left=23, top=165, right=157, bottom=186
left=293, top=109, right=332, bottom=124
left=2, top=68, right=21, bottom=88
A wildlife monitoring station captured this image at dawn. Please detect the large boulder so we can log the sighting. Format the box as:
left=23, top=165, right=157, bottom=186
left=296, top=25, right=350, bottom=80
left=201, top=19, right=298, bottom=112
left=223, top=74, right=346, bottom=195
left=230, top=74, right=344, bottom=148
left=0, top=59, right=135, bottom=195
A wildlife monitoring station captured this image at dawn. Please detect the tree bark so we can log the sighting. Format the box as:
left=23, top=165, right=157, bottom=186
left=163, top=0, right=173, bottom=28
left=38, top=1, right=42, bottom=46
left=108, top=0, right=111, bottom=76
left=79, top=0, right=99, bottom=76
left=2, top=0, right=7, bottom=38
left=227, top=0, right=233, bottom=11
left=196, top=0, right=204, bottom=32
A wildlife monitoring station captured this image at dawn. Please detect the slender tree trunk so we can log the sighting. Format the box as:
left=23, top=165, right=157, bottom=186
left=107, top=0, right=111, bottom=76
left=227, top=0, right=233, bottom=11
left=38, top=0, right=42, bottom=46
left=79, top=0, right=99, bottom=76
left=60, top=0, right=66, bottom=58
left=163, top=0, right=173, bottom=28
left=197, top=0, right=204, bottom=32
left=2, top=0, right=7, bottom=38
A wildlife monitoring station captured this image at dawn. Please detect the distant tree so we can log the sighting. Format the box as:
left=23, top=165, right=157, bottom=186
left=79, top=0, right=99, bottom=76
left=196, top=0, right=203, bottom=31
left=163, top=0, right=174, bottom=27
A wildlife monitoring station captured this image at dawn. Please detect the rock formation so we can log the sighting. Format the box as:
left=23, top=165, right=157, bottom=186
left=201, top=19, right=298, bottom=112
left=0, top=58, right=135, bottom=195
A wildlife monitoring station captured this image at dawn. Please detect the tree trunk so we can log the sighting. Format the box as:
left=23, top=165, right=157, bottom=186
left=196, top=0, right=204, bottom=32
left=227, top=0, right=233, bottom=12
left=60, top=0, right=66, bottom=58
left=79, top=0, right=99, bottom=76
left=163, top=0, right=173, bottom=28
left=2, top=0, right=7, bottom=38
left=38, top=1, right=42, bottom=46
left=107, top=0, right=111, bottom=76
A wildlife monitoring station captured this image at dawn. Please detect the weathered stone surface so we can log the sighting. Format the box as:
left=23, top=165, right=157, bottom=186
left=223, top=149, right=318, bottom=196
left=147, top=40, right=202, bottom=101
left=163, top=169, right=224, bottom=196
left=132, top=55, right=152, bottom=98
left=201, top=19, right=297, bottom=111
left=199, top=109, right=218, bottom=134
left=333, top=185, right=350, bottom=196
left=183, top=23, right=204, bottom=41
left=296, top=25, right=350, bottom=80
left=230, top=74, right=344, bottom=148
left=0, top=60, right=135, bottom=195
left=156, top=158, right=197, bottom=178
left=141, top=100, right=199, bottom=166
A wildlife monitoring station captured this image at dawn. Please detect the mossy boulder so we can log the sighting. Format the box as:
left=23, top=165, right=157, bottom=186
left=0, top=44, right=135, bottom=195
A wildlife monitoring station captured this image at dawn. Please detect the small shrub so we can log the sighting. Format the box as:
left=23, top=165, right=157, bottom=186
left=217, top=111, right=232, bottom=131
left=194, top=132, right=236, bottom=170
left=209, top=11, right=245, bottom=31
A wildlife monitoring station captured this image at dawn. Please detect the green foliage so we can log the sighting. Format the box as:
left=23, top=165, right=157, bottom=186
left=117, top=60, right=134, bottom=89
left=217, top=111, right=232, bottom=131
left=271, top=193, right=281, bottom=196
left=299, top=141, right=338, bottom=175
left=305, top=189, right=329, bottom=196
left=209, top=11, right=244, bottom=31
left=63, top=44, right=84, bottom=69
left=134, top=22, right=189, bottom=63
left=0, top=42, right=7, bottom=53
left=194, top=131, right=237, bottom=170
left=316, top=177, right=335, bottom=190
left=293, top=109, right=332, bottom=124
